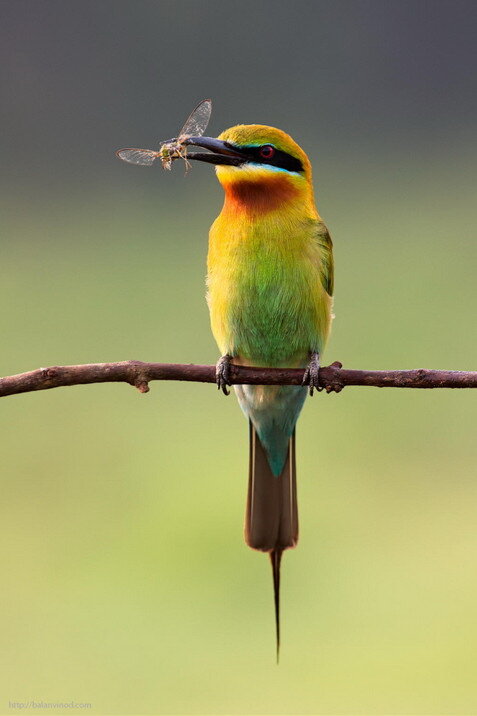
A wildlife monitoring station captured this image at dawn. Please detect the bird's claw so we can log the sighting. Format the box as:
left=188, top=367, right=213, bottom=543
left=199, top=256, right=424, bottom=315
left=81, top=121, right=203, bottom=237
left=302, top=352, right=322, bottom=396
left=216, top=354, right=232, bottom=396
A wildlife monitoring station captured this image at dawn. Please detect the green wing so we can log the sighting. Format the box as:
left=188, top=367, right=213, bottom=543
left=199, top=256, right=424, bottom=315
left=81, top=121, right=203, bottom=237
left=313, top=221, right=334, bottom=296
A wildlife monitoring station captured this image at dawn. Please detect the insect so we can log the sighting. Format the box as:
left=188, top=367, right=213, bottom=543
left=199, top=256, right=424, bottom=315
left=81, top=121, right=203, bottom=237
left=116, top=99, right=212, bottom=171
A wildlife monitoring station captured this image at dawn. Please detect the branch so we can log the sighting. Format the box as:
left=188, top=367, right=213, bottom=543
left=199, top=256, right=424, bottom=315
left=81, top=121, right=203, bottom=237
left=0, top=360, right=476, bottom=398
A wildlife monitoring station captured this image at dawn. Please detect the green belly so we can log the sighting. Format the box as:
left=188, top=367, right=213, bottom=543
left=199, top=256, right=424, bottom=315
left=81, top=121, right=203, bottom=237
left=227, top=260, right=326, bottom=367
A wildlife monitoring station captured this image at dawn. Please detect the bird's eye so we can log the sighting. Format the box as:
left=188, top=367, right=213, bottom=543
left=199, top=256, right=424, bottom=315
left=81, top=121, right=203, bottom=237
left=259, top=145, right=275, bottom=160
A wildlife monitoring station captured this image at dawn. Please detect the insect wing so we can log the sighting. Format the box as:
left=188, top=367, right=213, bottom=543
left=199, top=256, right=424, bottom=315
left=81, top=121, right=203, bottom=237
left=116, top=148, right=161, bottom=166
left=177, top=98, right=212, bottom=141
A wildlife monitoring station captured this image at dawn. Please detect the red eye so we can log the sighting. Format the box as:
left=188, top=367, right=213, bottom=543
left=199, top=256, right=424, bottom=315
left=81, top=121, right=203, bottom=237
left=259, top=144, right=275, bottom=159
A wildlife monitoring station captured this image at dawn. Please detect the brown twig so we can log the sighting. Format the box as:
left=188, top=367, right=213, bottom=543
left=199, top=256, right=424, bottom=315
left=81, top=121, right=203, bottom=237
left=0, top=360, right=476, bottom=399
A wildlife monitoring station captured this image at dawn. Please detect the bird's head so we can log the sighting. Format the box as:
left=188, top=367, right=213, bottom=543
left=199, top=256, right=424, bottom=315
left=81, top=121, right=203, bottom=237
left=185, top=125, right=316, bottom=214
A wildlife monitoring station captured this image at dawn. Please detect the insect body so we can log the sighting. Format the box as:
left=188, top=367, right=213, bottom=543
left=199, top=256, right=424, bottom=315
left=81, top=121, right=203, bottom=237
left=116, top=99, right=212, bottom=170
left=158, top=139, right=190, bottom=171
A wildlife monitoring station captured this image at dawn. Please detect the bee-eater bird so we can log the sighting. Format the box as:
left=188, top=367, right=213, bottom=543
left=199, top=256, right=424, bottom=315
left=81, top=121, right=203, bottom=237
left=184, top=125, right=334, bottom=657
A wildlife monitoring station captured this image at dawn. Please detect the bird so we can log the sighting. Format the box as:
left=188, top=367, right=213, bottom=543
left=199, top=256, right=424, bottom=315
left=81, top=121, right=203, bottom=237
left=182, top=124, right=334, bottom=659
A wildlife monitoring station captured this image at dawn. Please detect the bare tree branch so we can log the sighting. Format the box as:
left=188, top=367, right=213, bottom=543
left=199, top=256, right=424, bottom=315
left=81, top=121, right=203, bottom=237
left=0, top=360, right=476, bottom=398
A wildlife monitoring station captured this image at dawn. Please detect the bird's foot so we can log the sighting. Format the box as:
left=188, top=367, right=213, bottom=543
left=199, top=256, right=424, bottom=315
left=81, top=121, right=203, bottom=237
left=302, top=352, right=322, bottom=396
left=216, top=354, right=232, bottom=396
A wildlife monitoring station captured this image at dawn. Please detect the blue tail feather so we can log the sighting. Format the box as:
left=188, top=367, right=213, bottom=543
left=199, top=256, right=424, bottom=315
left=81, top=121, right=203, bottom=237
left=234, top=384, right=307, bottom=476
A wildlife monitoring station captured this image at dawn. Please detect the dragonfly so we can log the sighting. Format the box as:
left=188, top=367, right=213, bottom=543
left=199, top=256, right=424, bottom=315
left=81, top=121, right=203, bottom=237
left=116, top=99, right=212, bottom=171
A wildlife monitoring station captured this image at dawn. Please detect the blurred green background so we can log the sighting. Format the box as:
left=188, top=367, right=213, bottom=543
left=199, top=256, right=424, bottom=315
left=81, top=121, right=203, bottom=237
left=1, top=1, right=477, bottom=714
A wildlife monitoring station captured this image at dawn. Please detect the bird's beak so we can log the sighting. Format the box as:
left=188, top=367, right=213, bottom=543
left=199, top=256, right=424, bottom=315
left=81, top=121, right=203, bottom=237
left=183, top=137, right=244, bottom=166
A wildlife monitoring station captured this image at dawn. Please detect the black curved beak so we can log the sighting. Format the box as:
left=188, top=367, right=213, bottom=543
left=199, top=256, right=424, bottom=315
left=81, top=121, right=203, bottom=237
left=184, top=137, right=244, bottom=166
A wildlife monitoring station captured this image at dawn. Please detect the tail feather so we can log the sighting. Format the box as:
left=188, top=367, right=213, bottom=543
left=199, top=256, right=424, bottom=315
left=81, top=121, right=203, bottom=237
left=245, top=422, right=298, bottom=551
left=245, top=422, right=298, bottom=658
left=270, top=548, right=282, bottom=663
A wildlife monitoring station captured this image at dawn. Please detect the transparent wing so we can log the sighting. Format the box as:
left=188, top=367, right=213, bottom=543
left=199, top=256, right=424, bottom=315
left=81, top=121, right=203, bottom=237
left=177, top=99, right=212, bottom=140
left=116, top=148, right=161, bottom=166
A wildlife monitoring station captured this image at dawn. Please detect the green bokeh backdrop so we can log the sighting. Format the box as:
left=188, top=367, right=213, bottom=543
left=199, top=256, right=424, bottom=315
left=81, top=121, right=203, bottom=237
left=1, top=1, right=476, bottom=714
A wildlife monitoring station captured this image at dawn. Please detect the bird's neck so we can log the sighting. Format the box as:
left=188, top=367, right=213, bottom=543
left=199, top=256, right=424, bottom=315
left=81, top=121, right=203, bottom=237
left=219, top=175, right=318, bottom=221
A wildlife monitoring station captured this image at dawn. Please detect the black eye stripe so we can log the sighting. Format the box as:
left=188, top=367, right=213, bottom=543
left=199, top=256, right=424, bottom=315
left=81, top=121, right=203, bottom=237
left=224, top=142, right=304, bottom=173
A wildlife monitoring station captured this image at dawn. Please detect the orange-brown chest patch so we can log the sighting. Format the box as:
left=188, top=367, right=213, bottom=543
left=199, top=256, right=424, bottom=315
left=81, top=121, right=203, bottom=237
left=224, top=175, right=301, bottom=214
